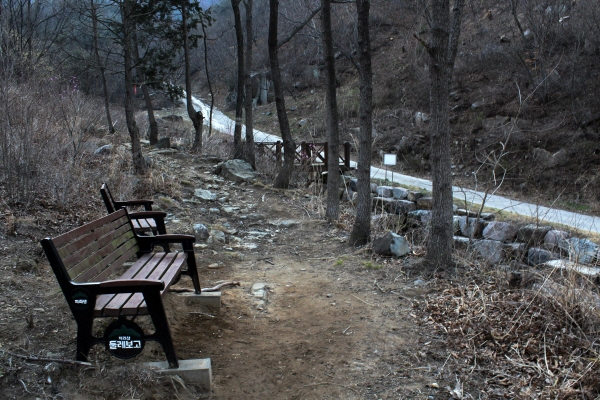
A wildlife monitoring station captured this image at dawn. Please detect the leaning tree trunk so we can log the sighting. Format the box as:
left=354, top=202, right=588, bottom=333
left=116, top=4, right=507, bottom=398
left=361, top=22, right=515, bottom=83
left=201, top=22, right=214, bottom=137
left=269, top=0, right=295, bottom=188
left=91, top=0, right=114, bottom=134
left=425, top=0, right=464, bottom=269
left=182, top=2, right=204, bottom=153
left=349, top=0, right=373, bottom=247
left=121, top=0, right=145, bottom=174
left=322, top=0, right=340, bottom=222
left=244, top=0, right=256, bottom=168
left=232, top=0, right=244, bottom=159
left=131, top=28, right=158, bottom=145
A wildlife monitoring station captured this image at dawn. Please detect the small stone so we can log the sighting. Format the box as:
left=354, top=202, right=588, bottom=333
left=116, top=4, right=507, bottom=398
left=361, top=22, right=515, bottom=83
left=194, top=189, right=217, bottom=201
left=527, top=247, right=557, bottom=266
left=193, top=224, right=210, bottom=240
left=207, top=263, right=220, bottom=269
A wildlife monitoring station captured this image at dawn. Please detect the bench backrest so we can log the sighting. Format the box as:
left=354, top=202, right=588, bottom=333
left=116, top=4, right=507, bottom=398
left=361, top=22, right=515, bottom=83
left=41, top=209, right=139, bottom=289
left=100, top=183, right=117, bottom=213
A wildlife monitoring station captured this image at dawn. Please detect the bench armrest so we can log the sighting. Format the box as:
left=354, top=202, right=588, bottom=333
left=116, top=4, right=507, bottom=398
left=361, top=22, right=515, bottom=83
left=114, top=199, right=154, bottom=211
left=128, top=211, right=167, bottom=219
left=136, top=234, right=196, bottom=252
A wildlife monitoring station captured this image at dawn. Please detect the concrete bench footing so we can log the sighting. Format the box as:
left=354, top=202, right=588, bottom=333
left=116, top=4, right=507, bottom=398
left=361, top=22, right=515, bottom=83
left=144, top=358, right=212, bottom=391
left=179, top=291, right=221, bottom=308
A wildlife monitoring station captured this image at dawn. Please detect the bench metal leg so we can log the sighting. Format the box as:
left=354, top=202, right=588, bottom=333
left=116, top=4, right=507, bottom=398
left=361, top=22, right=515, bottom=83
left=75, top=316, right=95, bottom=362
left=182, top=242, right=201, bottom=294
left=144, top=291, right=179, bottom=368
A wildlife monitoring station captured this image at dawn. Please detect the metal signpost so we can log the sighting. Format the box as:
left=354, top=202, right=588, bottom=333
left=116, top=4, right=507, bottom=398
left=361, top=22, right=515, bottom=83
left=383, top=154, right=397, bottom=183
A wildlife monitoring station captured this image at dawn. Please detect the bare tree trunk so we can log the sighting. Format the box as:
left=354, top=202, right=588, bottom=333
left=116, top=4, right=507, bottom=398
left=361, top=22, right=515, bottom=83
left=425, top=0, right=464, bottom=269
left=232, top=0, right=244, bottom=159
left=121, top=0, right=145, bottom=174
left=90, top=0, right=114, bottom=134
left=201, top=22, right=214, bottom=138
left=131, top=28, right=158, bottom=145
left=349, top=0, right=373, bottom=247
left=181, top=2, right=204, bottom=153
left=269, top=0, right=295, bottom=188
left=322, top=0, right=340, bottom=222
left=244, top=0, right=255, bottom=168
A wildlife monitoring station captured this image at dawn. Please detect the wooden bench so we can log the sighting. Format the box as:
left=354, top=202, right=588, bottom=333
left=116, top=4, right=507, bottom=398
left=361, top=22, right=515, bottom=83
left=40, top=209, right=201, bottom=368
left=100, top=183, right=167, bottom=236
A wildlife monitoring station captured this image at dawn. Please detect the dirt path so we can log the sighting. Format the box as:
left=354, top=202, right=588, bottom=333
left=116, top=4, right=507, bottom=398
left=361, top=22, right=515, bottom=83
left=0, top=155, right=447, bottom=399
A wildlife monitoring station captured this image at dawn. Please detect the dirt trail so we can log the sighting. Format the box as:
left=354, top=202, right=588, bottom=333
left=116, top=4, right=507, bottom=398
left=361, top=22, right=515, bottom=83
left=0, top=155, right=448, bottom=400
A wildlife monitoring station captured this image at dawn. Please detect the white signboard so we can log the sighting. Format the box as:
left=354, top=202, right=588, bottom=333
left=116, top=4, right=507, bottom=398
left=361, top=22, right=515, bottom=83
left=383, top=154, right=397, bottom=166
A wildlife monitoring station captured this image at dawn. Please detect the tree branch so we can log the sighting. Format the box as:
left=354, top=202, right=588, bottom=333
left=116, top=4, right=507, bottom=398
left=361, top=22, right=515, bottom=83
left=277, top=5, right=322, bottom=50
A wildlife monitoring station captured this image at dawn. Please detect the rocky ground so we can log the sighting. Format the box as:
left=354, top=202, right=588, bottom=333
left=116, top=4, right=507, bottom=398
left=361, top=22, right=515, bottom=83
left=1, top=147, right=599, bottom=399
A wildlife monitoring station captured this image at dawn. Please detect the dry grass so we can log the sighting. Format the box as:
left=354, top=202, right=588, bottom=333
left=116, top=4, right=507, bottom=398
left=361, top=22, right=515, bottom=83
left=417, top=264, right=600, bottom=399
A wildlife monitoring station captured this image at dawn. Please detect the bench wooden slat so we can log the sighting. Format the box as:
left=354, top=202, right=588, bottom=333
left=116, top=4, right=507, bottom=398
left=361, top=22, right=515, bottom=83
left=83, top=241, right=139, bottom=283
left=92, top=254, right=155, bottom=313
left=122, top=252, right=187, bottom=315
left=57, top=215, right=131, bottom=258
left=62, top=224, right=134, bottom=273
left=52, top=210, right=128, bottom=248
left=99, top=253, right=169, bottom=316
left=102, top=252, right=180, bottom=316
left=67, top=230, right=138, bottom=281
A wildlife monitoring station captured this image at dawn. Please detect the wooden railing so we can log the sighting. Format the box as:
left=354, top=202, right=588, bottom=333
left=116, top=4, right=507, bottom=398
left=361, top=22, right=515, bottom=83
left=256, top=141, right=353, bottom=171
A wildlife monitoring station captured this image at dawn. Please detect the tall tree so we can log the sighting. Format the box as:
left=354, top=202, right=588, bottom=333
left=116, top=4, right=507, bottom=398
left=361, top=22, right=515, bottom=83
left=90, top=0, right=114, bottom=134
left=131, top=26, right=159, bottom=145
left=179, top=0, right=205, bottom=153
left=120, top=0, right=146, bottom=174
left=243, top=0, right=256, bottom=168
left=322, top=0, right=340, bottom=222
left=424, top=0, right=464, bottom=268
left=201, top=20, right=214, bottom=138
left=348, top=0, right=373, bottom=246
left=231, top=0, right=244, bottom=159
left=269, top=0, right=295, bottom=188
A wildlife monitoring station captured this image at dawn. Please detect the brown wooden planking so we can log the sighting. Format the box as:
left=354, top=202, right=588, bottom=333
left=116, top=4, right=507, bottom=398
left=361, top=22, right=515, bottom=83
left=118, top=253, right=186, bottom=315
left=100, top=253, right=170, bottom=316
left=137, top=219, right=151, bottom=229
left=58, top=220, right=133, bottom=270
left=57, top=216, right=130, bottom=258
left=52, top=210, right=128, bottom=247
left=66, top=231, right=137, bottom=280
left=79, top=241, right=139, bottom=283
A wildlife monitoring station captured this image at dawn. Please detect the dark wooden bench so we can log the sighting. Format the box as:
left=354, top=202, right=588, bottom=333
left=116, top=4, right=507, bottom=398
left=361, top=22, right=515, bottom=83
left=40, top=209, right=200, bottom=368
left=100, top=183, right=167, bottom=236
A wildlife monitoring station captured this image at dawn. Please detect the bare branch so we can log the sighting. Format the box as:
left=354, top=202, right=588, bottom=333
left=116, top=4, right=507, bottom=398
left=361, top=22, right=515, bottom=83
left=277, top=5, right=322, bottom=50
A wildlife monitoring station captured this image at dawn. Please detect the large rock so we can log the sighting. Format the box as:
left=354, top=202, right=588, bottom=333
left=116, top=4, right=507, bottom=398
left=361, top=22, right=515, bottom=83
left=193, top=224, right=210, bottom=240
left=544, top=230, right=570, bottom=251
left=559, top=237, right=599, bottom=265
left=517, top=224, right=552, bottom=247
left=376, top=186, right=394, bottom=198
left=416, top=197, right=433, bottom=210
left=392, top=187, right=409, bottom=200
left=458, top=216, right=485, bottom=238
left=372, top=197, right=395, bottom=213
left=473, top=240, right=504, bottom=264
left=154, top=137, right=171, bottom=149
left=373, top=231, right=411, bottom=257
left=194, top=189, right=217, bottom=201
left=392, top=200, right=416, bottom=215
left=407, top=210, right=432, bottom=226
left=215, top=159, right=257, bottom=182
left=482, top=221, right=517, bottom=242
left=526, top=247, right=557, bottom=266
left=407, top=191, right=424, bottom=202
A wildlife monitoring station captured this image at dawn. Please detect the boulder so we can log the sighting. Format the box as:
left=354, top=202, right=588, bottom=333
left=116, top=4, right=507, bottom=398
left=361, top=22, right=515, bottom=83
left=452, top=216, right=461, bottom=234
left=372, top=197, right=394, bottom=213
left=194, top=189, right=217, bottom=201
left=456, top=208, right=478, bottom=218
left=559, top=237, right=599, bottom=265
left=94, top=144, right=113, bottom=156
left=458, top=216, right=485, bottom=238
left=407, top=210, right=432, bottom=226
left=416, top=197, right=433, bottom=209
left=473, top=240, right=504, bottom=264
left=154, top=137, right=171, bottom=149
left=215, top=159, right=257, bottom=182
left=517, top=224, right=552, bottom=247
left=349, top=179, right=358, bottom=192
left=392, top=187, right=409, bottom=200
left=453, top=236, right=471, bottom=250
left=376, top=186, right=394, bottom=198
left=193, top=224, right=210, bottom=240
left=392, top=200, right=417, bottom=215
left=504, top=242, right=526, bottom=260
left=372, top=231, right=411, bottom=257
left=370, top=183, right=379, bottom=193
left=526, top=247, right=557, bottom=266
left=482, top=221, right=517, bottom=242
left=544, top=230, right=570, bottom=251
left=407, top=191, right=424, bottom=202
